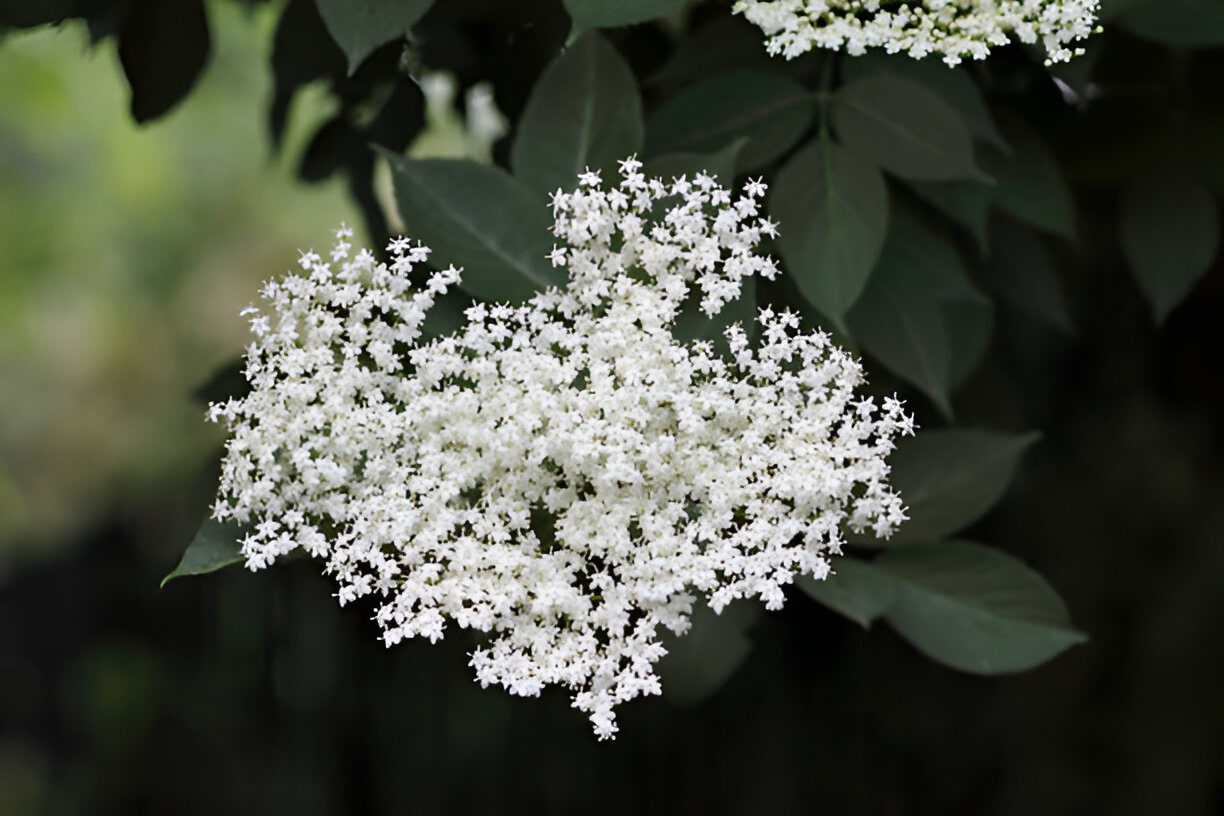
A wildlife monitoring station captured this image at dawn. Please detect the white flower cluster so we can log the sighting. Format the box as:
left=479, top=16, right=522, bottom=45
left=734, top=0, right=1099, bottom=65
left=209, top=159, right=914, bottom=739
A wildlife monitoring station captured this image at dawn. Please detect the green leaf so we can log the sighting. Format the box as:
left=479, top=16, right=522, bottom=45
left=907, top=179, right=993, bottom=254
left=657, top=599, right=760, bottom=706
left=944, top=295, right=994, bottom=391
left=641, top=138, right=746, bottom=187
left=314, top=0, right=433, bottom=75
left=563, top=0, right=687, bottom=34
left=840, top=54, right=1010, bottom=153
left=845, top=214, right=989, bottom=416
left=985, top=218, right=1075, bottom=334
left=876, top=541, right=1086, bottom=674
left=832, top=73, right=983, bottom=182
left=511, top=32, right=643, bottom=199
left=797, top=558, right=897, bottom=629
left=1120, top=171, right=1221, bottom=324
left=117, top=0, right=211, bottom=123
left=770, top=133, right=889, bottom=328
left=380, top=152, right=564, bottom=303
left=1111, top=0, right=1224, bottom=47
left=161, top=518, right=245, bottom=588
left=883, top=429, right=1040, bottom=546
left=646, top=69, right=816, bottom=173
left=981, top=114, right=1076, bottom=241
left=673, top=277, right=757, bottom=357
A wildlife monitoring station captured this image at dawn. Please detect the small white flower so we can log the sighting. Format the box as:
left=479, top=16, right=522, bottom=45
left=210, top=163, right=914, bottom=739
left=734, top=0, right=1099, bottom=65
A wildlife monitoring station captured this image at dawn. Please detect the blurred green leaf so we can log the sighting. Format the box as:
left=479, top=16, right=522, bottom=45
left=907, top=179, right=993, bottom=253
left=770, top=133, right=889, bottom=328
left=797, top=557, right=897, bottom=628
left=832, top=73, right=983, bottom=182
left=563, top=0, right=686, bottom=34
left=1120, top=171, right=1220, bottom=324
left=646, top=68, right=816, bottom=173
left=673, top=277, right=757, bottom=356
left=1110, top=0, right=1224, bottom=46
left=314, top=0, right=433, bottom=75
left=117, top=0, right=211, bottom=123
left=840, top=54, right=1010, bottom=153
left=876, top=541, right=1086, bottom=674
left=881, top=429, right=1040, bottom=546
left=642, top=138, right=746, bottom=186
left=982, top=114, right=1076, bottom=241
left=944, top=295, right=994, bottom=391
left=511, top=31, right=643, bottom=198
left=161, top=518, right=244, bottom=588
left=380, top=152, right=563, bottom=303
left=657, top=599, right=760, bottom=706
left=985, top=217, right=1075, bottom=334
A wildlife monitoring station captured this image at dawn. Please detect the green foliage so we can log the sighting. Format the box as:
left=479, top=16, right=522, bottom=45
left=380, top=151, right=563, bottom=303
left=876, top=429, right=1041, bottom=546
left=563, top=0, right=687, bottom=35
left=314, top=0, right=433, bottom=75
left=161, top=519, right=244, bottom=588
left=117, top=0, right=211, bottom=123
left=645, top=68, right=815, bottom=173
left=656, top=600, right=761, bottom=705
left=801, top=542, right=1085, bottom=673
left=769, top=132, right=889, bottom=328
left=1120, top=171, right=1220, bottom=323
left=832, top=73, right=984, bottom=182
left=510, top=31, right=643, bottom=198
left=845, top=214, right=991, bottom=415
left=1109, top=0, right=1224, bottom=46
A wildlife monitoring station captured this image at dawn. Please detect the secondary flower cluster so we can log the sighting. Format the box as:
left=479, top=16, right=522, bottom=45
left=735, top=0, right=1099, bottom=65
left=209, top=159, right=913, bottom=738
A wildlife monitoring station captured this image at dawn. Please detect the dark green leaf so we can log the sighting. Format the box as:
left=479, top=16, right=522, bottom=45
left=770, top=134, right=889, bottom=328
left=379, top=152, right=563, bottom=303
left=877, top=541, right=1086, bottom=674
left=846, top=257, right=951, bottom=416
left=1120, top=171, right=1220, bottom=324
left=981, top=114, right=1076, bottom=240
left=161, top=518, right=245, bottom=588
left=270, top=0, right=346, bottom=148
left=985, top=217, right=1075, bottom=334
left=944, top=295, right=994, bottom=391
left=840, top=54, right=1010, bottom=153
left=883, top=429, right=1040, bottom=545
left=117, top=0, right=211, bottom=123
left=1112, top=0, right=1224, bottom=46
left=646, top=69, right=816, bottom=173
left=314, top=0, right=433, bottom=75
left=832, top=73, right=983, bottom=182
left=563, top=0, right=687, bottom=34
left=657, top=599, right=759, bottom=706
left=511, top=32, right=643, bottom=198
left=641, top=138, right=746, bottom=187
left=907, top=179, right=994, bottom=253
left=846, top=215, right=988, bottom=415
left=797, top=558, right=897, bottom=628
left=673, top=277, right=757, bottom=356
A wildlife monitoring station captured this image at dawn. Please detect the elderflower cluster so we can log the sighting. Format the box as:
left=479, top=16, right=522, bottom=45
left=209, top=159, right=914, bottom=739
left=735, top=0, right=1099, bottom=66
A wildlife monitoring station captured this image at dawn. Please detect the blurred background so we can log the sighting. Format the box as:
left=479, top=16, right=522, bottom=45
left=2, top=3, right=1224, bottom=815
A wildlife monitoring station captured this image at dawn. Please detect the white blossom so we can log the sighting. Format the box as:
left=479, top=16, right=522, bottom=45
left=734, top=0, right=1100, bottom=66
left=209, top=159, right=915, bottom=739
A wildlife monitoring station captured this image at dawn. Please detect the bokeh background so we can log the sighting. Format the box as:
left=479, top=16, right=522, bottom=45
left=3, top=2, right=1224, bottom=814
